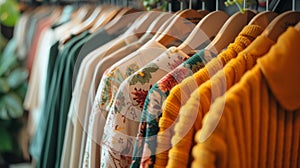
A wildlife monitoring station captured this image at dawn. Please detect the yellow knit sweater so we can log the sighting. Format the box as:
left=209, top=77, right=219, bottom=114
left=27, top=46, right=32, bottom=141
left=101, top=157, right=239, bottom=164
left=166, top=27, right=275, bottom=168
left=154, top=25, right=264, bottom=168
left=193, top=27, right=300, bottom=168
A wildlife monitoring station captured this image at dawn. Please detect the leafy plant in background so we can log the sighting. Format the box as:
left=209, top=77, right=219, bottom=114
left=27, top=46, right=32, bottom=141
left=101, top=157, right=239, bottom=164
left=0, top=0, right=26, bottom=165
left=225, top=0, right=257, bottom=13
left=0, top=0, right=20, bottom=27
left=0, top=44, right=28, bottom=164
left=0, top=40, right=28, bottom=155
left=142, top=0, right=168, bottom=11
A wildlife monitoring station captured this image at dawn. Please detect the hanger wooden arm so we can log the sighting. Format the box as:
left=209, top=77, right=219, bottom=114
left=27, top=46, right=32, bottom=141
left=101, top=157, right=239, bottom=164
left=146, top=12, right=172, bottom=35
left=262, top=11, right=300, bottom=42
left=129, top=11, right=163, bottom=38
left=71, top=7, right=103, bottom=35
left=104, top=8, right=141, bottom=35
left=205, top=10, right=256, bottom=54
left=249, top=11, right=278, bottom=29
left=295, top=21, right=300, bottom=35
left=197, top=10, right=210, bottom=16
left=156, top=9, right=205, bottom=47
left=178, top=11, right=229, bottom=54
left=89, top=6, right=122, bottom=33
left=59, top=6, right=102, bottom=45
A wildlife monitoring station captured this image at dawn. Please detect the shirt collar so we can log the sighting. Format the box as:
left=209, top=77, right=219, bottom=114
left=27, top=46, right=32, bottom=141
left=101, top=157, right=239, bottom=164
left=258, top=27, right=300, bottom=111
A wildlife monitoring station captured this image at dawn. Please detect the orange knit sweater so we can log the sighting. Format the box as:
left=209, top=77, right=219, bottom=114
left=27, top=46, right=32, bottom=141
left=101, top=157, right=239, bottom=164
left=193, top=27, right=300, bottom=168
left=166, top=28, right=275, bottom=168
left=154, top=25, right=264, bottom=168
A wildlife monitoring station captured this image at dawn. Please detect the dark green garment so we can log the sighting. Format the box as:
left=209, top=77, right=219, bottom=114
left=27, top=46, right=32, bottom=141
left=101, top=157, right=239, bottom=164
left=29, top=40, right=59, bottom=161
left=73, top=27, right=128, bottom=86
left=54, top=33, right=91, bottom=168
left=30, top=33, right=84, bottom=165
left=54, top=29, right=126, bottom=167
left=45, top=41, right=59, bottom=92
left=37, top=31, right=90, bottom=168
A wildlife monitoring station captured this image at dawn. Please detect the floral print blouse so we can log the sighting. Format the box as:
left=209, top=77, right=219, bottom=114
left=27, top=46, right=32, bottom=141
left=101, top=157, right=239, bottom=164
left=130, top=49, right=217, bottom=168
left=84, top=40, right=167, bottom=168
left=101, top=47, right=189, bottom=168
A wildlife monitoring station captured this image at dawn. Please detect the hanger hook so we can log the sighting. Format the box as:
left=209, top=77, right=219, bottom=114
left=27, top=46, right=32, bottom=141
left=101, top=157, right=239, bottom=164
left=189, top=0, right=192, bottom=9
left=202, top=1, right=205, bottom=10
left=266, top=0, right=269, bottom=11
left=216, top=0, right=219, bottom=11
left=292, top=0, right=295, bottom=11
left=180, top=0, right=184, bottom=10
left=168, top=0, right=172, bottom=12
left=243, top=0, right=246, bottom=9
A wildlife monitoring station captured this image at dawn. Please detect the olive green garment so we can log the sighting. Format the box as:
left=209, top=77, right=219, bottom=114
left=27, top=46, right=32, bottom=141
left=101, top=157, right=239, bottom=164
left=29, top=40, right=59, bottom=161
left=38, top=31, right=90, bottom=168
left=32, top=32, right=86, bottom=167
left=73, top=27, right=127, bottom=86
left=55, top=32, right=91, bottom=168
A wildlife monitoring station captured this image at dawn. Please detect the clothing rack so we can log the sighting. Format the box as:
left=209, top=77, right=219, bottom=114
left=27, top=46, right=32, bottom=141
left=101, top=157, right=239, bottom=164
left=4, top=0, right=300, bottom=167
left=18, top=0, right=298, bottom=15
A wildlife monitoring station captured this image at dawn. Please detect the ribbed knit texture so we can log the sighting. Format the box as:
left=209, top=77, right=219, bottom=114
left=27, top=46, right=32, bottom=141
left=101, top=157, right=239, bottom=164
left=166, top=25, right=272, bottom=168
left=154, top=25, right=264, bottom=168
left=192, top=27, right=300, bottom=168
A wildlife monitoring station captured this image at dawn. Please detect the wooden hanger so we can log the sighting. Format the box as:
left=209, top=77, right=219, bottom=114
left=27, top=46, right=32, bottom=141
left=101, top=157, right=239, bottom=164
left=130, top=12, right=176, bottom=39
left=57, top=5, right=90, bottom=27
left=103, top=8, right=141, bottom=35
left=54, top=6, right=90, bottom=39
left=71, top=5, right=90, bottom=23
left=262, top=11, right=300, bottom=41
left=125, top=11, right=164, bottom=38
left=150, top=12, right=179, bottom=40
left=148, top=12, right=175, bottom=39
left=59, top=6, right=103, bottom=45
left=190, top=0, right=210, bottom=17
left=50, top=6, right=71, bottom=26
left=205, top=10, right=256, bottom=54
left=50, top=6, right=63, bottom=21
left=196, top=0, right=210, bottom=16
left=248, top=11, right=278, bottom=29
left=178, top=11, right=229, bottom=55
left=155, top=9, right=206, bottom=47
left=89, top=5, right=122, bottom=33
left=294, top=21, right=300, bottom=34
left=146, top=12, right=172, bottom=35
left=69, top=6, right=103, bottom=35
left=197, top=9, right=210, bottom=16
left=249, top=0, right=278, bottom=30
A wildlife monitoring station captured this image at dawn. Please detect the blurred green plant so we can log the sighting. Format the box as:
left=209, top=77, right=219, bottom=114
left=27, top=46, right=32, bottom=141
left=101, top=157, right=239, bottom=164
left=225, top=0, right=256, bottom=13
left=142, top=0, right=168, bottom=11
left=0, top=32, right=7, bottom=50
left=0, top=0, right=20, bottom=27
left=0, top=38, right=28, bottom=164
left=0, top=44, right=28, bottom=121
left=0, top=0, right=26, bottom=165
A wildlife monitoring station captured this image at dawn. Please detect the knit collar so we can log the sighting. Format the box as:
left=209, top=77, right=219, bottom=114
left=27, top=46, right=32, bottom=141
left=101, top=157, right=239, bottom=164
left=258, top=27, right=300, bottom=111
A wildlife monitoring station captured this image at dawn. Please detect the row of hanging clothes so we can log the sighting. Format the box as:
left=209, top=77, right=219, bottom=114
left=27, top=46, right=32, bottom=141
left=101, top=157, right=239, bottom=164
left=10, top=0, right=300, bottom=167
